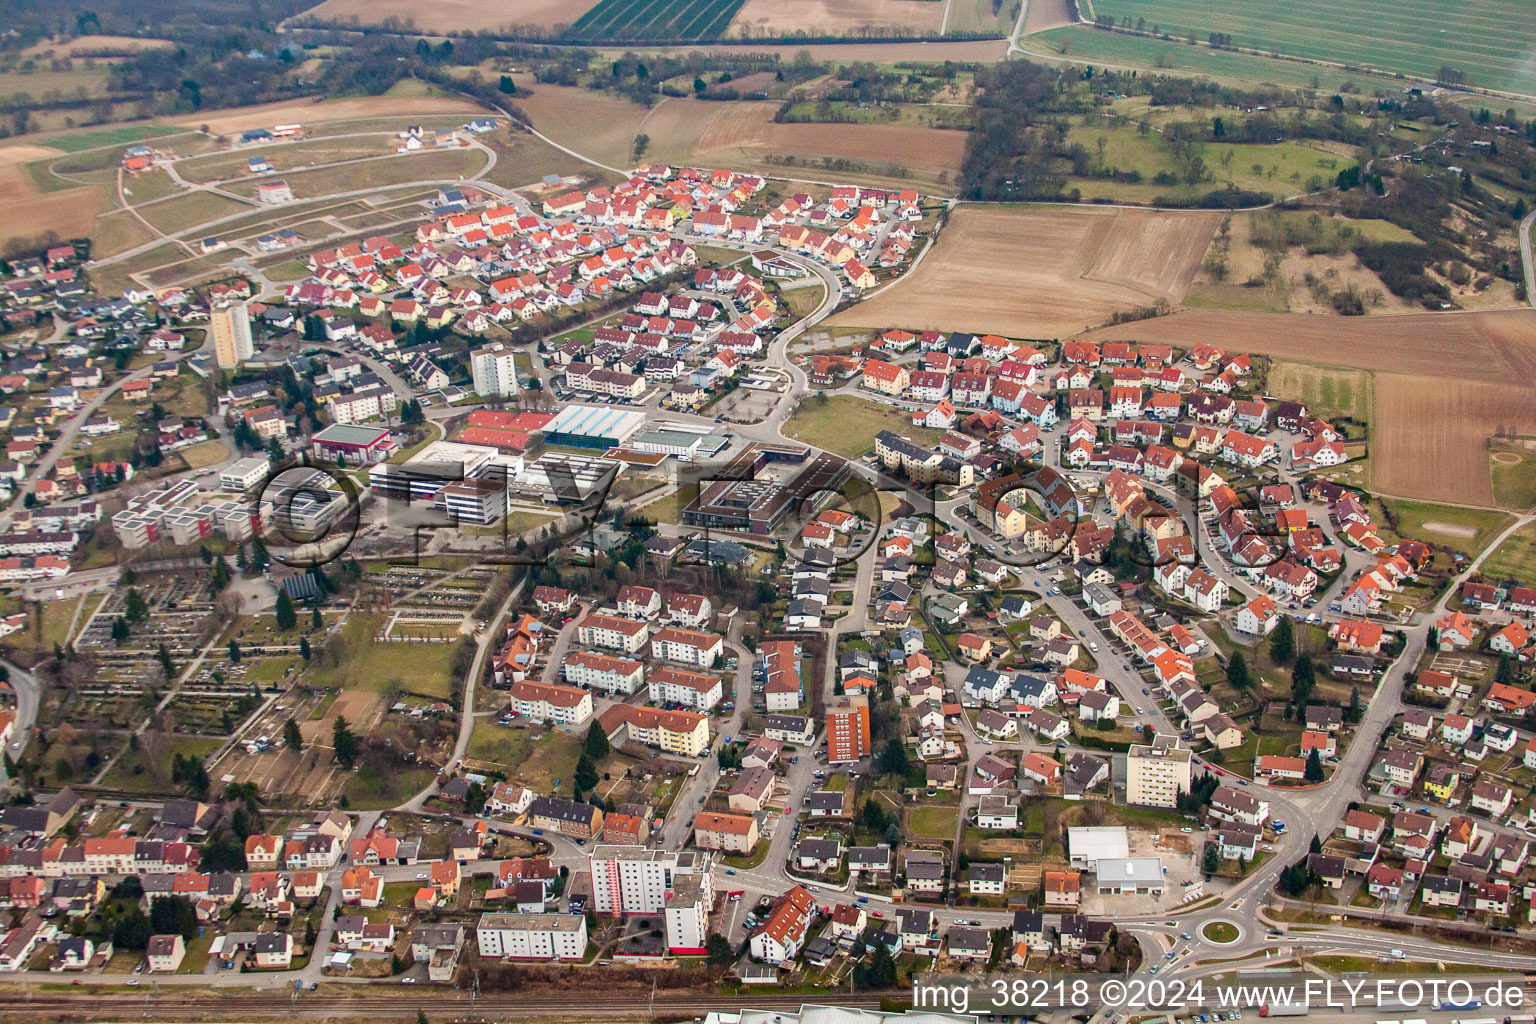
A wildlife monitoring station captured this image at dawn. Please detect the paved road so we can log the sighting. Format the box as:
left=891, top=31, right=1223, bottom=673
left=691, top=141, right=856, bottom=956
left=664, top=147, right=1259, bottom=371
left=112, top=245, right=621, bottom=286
left=1520, top=208, right=1536, bottom=311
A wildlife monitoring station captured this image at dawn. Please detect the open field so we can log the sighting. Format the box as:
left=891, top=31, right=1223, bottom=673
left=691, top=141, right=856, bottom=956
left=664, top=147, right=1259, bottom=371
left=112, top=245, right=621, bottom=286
left=729, top=0, right=946, bottom=37
left=569, top=0, right=748, bottom=42
left=784, top=394, right=945, bottom=458
left=1082, top=0, right=1536, bottom=97
left=176, top=138, right=398, bottom=184
left=135, top=191, right=253, bottom=236
left=0, top=139, right=105, bottom=250
left=1483, top=522, right=1536, bottom=584
left=695, top=101, right=966, bottom=182
left=1017, top=26, right=1430, bottom=98
left=303, top=0, right=601, bottom=32
left=22, top=35, right=174, bottom=58
left=161, top=94, right=485, bottom=137
left=510, top=86, right=655, bottom=169
left=276, top=148, right=488, bottom=199
left=1023, top=0, right=1072, bottom=32
left=830, top=205, right=1217, bottom=338
left=1077, top=308, right=1536, bottom=504
left=1378, top=498, right=1513, bottom=558
left=306, top=614, right=462, bottom=698
left=1267, top=361, right=1372, bottom=423
left=512, top=87, right=965, bottom=186
left=1490, top=447, right=1536, bottom=511
left=589, top=39, right=1009, bottom=60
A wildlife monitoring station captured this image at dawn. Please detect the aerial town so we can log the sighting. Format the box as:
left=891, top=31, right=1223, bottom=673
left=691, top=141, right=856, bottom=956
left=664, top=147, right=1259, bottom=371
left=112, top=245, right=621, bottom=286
left=2, top=6, right=1536, bottom=1024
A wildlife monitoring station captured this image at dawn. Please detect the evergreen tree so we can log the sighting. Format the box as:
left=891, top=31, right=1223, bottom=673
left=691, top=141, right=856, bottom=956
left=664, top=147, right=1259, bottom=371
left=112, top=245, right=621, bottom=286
left=574, top=752, right=599, bottom=794
left=283, top=718, right=303, bottom=752
left=1225, top=651, right=1251, bottom=689
left=583, top=723, right=610, bottom=760
left=1269, top=615, right=1294, bottom=664
left=1202, top=842, right=1219, bottom=874
left=111, top=616, right=131, bottom=645
left=311, top=605, right=323, bottom=630
left=300, top=636, right=311, bottom=661
left=1497, top=654, right=1516, bottom=686
left=1346, top=684, right=1362, bottom=724
left=228, top=639, right=242, bottom=663
left=705, top=933, right=734, bottom=964
left=124, top=587, right=149, bottom=622
left=332, top=716, right=358, bottom=769
left=210, top=557, right=230, bottom=593
left=157, top=643, right=175, bottom=679
left=1304, top=748, right=1324, bottom=782
left=275, top=591, right=297, bottom=632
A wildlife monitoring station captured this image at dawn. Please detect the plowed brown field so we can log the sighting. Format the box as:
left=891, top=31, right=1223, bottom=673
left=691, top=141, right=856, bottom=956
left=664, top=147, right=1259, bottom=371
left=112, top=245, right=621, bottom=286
left=1077, top=308, right=1536, bottom=505
left=828, top=205, right=1218, bottom=338
left=695, top=102, right=967, bottom=176
left=729, top=0, right=945, bottom=35
left=303, top=0, right=599, bottom=31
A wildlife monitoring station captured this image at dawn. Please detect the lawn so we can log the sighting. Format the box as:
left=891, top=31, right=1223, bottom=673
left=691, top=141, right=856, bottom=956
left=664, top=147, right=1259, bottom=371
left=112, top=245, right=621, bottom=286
left=1018, top=25, right=1414, bottom=96
left=784, top=394, right=944, bottom=459
left=467, top=724, right=582, bottom=793
left=178, top=439, right=230, bottom=470
left=1483, top=521, right=1536, bottom=585
left=907, top=805, right=959, bottom=840
left=1267, top=361, right=1372, bottom=424
left=100, top=736, right=223, bottom=793
left=47, top=124, right=185, bottom=154
left=1080, top=0, right=1536, bottom=97
left=305, top=614, right=461, bottom=698
left=1490, top=449, right=1536, bottom=511
left=1376, top=498, right=1514, bottom=557
left=88, top=209, right=159, bottom=257
left=279, top=148, right=488, bottom=200
left=135, top=191, right=253, bottom=236
left=1201, top=921, right=1238, bottom=943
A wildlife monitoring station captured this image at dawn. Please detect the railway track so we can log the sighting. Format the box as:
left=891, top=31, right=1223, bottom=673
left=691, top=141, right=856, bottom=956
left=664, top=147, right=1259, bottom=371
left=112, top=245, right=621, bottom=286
left=0, top=988, right=890, bottom=1020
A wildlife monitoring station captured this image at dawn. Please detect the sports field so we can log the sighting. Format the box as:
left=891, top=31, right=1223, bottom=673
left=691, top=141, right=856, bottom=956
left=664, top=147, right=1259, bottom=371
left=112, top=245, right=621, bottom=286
left=568, top=0, right=748, bottom=42
left=1079, top=0, right=1536, bottom=96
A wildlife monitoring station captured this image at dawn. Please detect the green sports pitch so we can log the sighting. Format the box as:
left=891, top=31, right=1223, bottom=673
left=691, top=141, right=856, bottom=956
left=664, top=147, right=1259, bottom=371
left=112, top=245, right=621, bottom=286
left=1080, top=0, right=1536, bottom=97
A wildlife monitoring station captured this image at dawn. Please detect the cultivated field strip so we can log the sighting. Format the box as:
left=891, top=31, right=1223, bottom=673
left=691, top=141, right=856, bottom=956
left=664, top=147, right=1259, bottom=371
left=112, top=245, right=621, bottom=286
left=1086, top=0, right=1536, bottom=95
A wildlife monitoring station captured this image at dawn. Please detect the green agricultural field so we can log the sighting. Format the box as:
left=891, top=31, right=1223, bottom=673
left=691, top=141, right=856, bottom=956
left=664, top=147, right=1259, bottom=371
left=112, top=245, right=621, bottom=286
left=1267, top=361, right=1372, bottom=424
left=136, top=191, right=253, bottom=236
left=1483, top=522, right=1536, bottom=584
left=46, top=123, right=185, bottom=154
left=1377, top=498, right=1513, bottom=557
left=568, top=0, right=747, bottom=43
left=1020, top=25, right=1442, bottom=97
left=784, top=394, right=945, bottom=459
left=1490, top=450, right=1536, bottom=511
left=1078, top=0, right=1536, bottom=97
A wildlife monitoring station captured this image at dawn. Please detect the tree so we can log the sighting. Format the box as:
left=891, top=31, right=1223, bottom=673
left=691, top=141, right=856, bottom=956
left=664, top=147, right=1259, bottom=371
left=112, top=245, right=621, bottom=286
left=1497, top=654, right=1516, bottom=686
left=1291, top=655, right=1316, bottom=707
left=864, top=945, right=898, bottom=988
left=275, top=591, right=297, bottom=631
left=300, top=636, right=311, bottom=661
left=858, top=798, right=887, bottom=833
left=150, top=895, right=199, bottom=940
left=1346, top=684, right=1362, bottom=724
left=1309, top=833, right=1323, bottom=854
left=228, top=639, right=242, bottom=663
left=574, top=752, right=599, bottom=794
left=1304, top=748, right=1324, bottom=783
left=157, top=643, right=176, bottom=679
left=879, top=737, right=909, bottom=778
left=463, top=781, right=487, bottom=815
left=884, top=820, right=901, bottom=847
left=1269, top=615, right=1294, bottom=664
left=333, top=716, right=358, bottom=769
left=124, top=587, right=149, bottom=622
left=583, top=723, right=610, bottom=760
left=705, top=932, right=734, bottom=965
left=113, top=909, right=152, bottom=950
left=311, top=605, right=323, bottom=630
left=283, top=718, right=303, bottom=752
left=1225, top=652, right=1251, bottom=689
left=498, top=74, right=515, bottom=94
left=209, top=556, right=230, bottom=594
left=1202, top=842, right=1219, bottom=875
left=225, top=780, right=260, bottom=814
left=111, top=616, right=131, bottom=645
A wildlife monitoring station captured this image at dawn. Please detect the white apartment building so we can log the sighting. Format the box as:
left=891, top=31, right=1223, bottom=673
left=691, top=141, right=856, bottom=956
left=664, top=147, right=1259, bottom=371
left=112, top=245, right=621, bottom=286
left=1125, top=739, right=1192, bottom=808
left=471, top=346, right=520, bottom=398
left=563, top=651, right=645, bottom=695
left=576, top=613, right=650, bottom=654
left=506, top=680, right=593, bottom=727
left=649, top=626, right=723, bottom=668
left=647, top=667, right=723, bottom=711
left=588, top=846, right=712, bottom=915
left=475, top=913, right=587, bottom=960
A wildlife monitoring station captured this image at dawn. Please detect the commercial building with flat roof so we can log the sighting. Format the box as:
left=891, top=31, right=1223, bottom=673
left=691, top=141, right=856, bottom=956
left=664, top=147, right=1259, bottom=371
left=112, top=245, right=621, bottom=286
left=311, top=423, right=396, bottom=465
left=627, top=429, right=708, bottom=462
left=219, top=456, right=270, bottom=494
left=210, top=303, right=253, bottom=368
left=1067, top=826, right=1130, bottom=870
left=368, top=440, right=500, bottom=501
left=1092, top=856, right=1165, bottom=895
left=541, top=404, right=645, bottom=450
